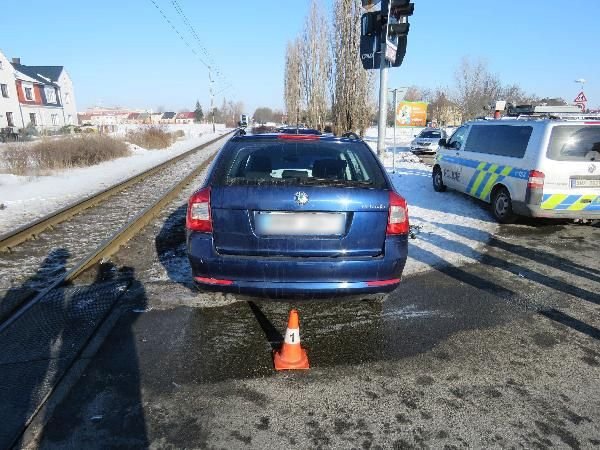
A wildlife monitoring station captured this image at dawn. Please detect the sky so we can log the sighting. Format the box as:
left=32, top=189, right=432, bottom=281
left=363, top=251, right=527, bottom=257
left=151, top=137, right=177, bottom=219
left=1, top=0, right=599, bottom=114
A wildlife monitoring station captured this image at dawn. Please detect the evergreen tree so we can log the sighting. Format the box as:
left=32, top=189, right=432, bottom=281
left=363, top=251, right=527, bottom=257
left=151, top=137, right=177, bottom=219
left=194, top=100, right=204, bottom=123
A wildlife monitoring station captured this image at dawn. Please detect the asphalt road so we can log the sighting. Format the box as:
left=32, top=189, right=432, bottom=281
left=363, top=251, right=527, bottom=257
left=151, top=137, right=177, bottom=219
left=23, top=195, right=600, bottom=447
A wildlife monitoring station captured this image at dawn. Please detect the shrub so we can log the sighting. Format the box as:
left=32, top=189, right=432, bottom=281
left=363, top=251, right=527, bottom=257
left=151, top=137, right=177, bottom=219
left=2, top=145, right=30, bottom=175
left=2, top=135, right=131, bottom=175
left=173, top=129, right=186, bottom=138
left=126, top=126, right=175, bottom=149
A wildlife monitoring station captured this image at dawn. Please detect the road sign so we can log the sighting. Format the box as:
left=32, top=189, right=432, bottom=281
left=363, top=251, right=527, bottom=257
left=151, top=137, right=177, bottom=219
left=574, top=91, right=587, bottom=103
left=360, top=33, right=382, bottom=70
left=385, top=40, right=397, bottom=63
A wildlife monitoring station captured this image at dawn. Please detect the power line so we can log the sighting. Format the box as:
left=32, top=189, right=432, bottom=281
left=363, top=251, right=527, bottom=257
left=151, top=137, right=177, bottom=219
left=147, top=0, right=231, bottom=93
left=169, top=0, right=231, bottom=89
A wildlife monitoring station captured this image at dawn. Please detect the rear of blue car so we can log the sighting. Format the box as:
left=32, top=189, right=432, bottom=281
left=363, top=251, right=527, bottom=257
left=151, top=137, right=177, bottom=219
left=186, top=133, right=409, bottom=298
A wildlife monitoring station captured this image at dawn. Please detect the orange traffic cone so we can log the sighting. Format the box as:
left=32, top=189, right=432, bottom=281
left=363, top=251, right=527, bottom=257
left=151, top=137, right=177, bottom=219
left=274, top=309, right=309, bottom=370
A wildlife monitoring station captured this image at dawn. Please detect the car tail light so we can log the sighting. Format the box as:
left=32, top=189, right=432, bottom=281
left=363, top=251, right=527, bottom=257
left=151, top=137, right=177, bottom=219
left=186, top=187, right=212, bottom=232
left=278, top=134, right=319, bottom=140
left=527, top=170, right=545, bottom=190
left=387, top=191, right=409, bottom=235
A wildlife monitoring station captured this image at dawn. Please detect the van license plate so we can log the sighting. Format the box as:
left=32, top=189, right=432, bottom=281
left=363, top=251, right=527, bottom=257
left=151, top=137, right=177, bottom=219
left=255, top=212, right=346, bottom=236
left=571, top=178, right=600, bottom=188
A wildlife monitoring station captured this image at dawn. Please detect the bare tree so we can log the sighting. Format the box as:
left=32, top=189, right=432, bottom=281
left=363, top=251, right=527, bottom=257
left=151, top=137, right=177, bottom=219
left=331, top=0, right=374, bottom=135
left=299, top=0, right=331, bottom=130
left=284, top=38, right=304, bottom=126
left=454, top=57, right=501, bottom=120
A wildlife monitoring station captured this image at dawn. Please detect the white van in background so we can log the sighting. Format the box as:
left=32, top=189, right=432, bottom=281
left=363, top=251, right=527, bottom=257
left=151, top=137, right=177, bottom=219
left=433, top=113, right=600, bottom=223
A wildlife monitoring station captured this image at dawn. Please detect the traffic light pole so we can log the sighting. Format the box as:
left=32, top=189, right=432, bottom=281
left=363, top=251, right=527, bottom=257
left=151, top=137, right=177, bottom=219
left=376, top=0, right=391, bottom=157
left=376, top=45, right=389, bottom=157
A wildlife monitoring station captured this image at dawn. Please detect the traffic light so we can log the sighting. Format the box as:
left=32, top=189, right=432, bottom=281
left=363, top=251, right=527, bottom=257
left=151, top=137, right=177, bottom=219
left=360, top=0, right=414, bottom=69
left=386, top=0, right=413, bottom=67
left=388, top=0, right=413, bottom=37
left=389, top=0, right=414, bottom=19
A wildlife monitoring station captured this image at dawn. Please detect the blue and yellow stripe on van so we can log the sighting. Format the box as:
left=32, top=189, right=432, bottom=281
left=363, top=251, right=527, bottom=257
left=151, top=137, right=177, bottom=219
left=437, top=155, right=529, bottom=201
left=540, top=194, right=600, bottom=211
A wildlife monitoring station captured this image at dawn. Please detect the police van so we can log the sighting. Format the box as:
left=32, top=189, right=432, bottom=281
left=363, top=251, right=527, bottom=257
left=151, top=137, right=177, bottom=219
left=433, top=106, right=600, bottom=223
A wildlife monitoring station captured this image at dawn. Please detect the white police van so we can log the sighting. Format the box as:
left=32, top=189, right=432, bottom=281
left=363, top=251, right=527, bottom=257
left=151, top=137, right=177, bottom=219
left=433, top=106, right=600, bottom=223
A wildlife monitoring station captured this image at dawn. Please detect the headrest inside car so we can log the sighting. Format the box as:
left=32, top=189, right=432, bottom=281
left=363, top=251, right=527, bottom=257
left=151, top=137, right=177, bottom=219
left=312, top=159, right=347, bottom=179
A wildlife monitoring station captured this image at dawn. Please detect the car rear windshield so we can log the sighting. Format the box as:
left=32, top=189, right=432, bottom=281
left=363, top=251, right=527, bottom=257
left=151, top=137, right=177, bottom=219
left=419, top=130, right=442, bottom=139
left=547, top=125, right=600, bottom=161
left=211, top=140, right=388, bottom=189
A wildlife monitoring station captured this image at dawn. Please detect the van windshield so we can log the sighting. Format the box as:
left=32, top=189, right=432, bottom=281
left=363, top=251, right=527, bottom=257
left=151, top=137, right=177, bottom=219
left=547, top=125, right=600, bottom=161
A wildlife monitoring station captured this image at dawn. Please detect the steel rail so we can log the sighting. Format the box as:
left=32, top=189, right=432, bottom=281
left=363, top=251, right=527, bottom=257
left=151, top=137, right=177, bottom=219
left=0, top=130, right=238, bottom=333
left=0, top=130, right=234, bottom=252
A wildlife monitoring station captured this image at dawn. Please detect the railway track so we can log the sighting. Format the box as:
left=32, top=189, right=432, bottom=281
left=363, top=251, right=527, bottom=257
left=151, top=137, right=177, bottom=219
left=0, top=132, right=233, bottom=253
left=0, top=130, right=238, bottom=448
left=0, top=130, right=235, bottom=323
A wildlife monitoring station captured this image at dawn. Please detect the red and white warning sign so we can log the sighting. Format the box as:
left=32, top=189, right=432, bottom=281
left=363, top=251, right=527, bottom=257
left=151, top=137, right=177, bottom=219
left=574, top=91, right=587, bottom=103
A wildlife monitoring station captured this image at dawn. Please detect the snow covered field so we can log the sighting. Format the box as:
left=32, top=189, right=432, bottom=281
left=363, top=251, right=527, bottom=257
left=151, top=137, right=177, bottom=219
left=365, top=138, right=498, bottom=277
left=0, top=129, right=231, bottom=234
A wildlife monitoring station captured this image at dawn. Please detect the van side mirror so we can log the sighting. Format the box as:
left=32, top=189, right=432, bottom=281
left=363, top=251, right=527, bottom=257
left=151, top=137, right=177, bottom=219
left=438, top=138, right=447, bottom=147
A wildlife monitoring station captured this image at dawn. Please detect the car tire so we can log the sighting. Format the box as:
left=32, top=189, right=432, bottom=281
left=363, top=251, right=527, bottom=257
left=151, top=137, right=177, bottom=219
left=491, top=187, right=518, bottom=224
left=433, top=167, right=446, bottom=192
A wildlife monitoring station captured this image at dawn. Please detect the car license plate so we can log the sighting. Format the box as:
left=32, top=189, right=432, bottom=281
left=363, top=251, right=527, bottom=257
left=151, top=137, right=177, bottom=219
left=570, top=178, right=600, bottom=188
left=255, top=212, right=346, bottom=236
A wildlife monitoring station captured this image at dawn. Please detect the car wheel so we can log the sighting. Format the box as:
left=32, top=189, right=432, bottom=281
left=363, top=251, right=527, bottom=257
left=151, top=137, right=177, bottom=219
left=433, top=167, right=446, bottom=192
left=491, top=187, right=517, bottom=224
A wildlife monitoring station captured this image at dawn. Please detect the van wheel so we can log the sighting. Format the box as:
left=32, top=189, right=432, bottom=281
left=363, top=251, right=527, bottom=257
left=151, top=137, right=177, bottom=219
left=433, top=167, right=446, bottom=192
left=491, top=187, right=517, bottom=224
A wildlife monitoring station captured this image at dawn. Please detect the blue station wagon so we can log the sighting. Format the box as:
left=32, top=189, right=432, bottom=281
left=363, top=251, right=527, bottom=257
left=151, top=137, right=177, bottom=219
left=186, top=132, right=409, bottom=298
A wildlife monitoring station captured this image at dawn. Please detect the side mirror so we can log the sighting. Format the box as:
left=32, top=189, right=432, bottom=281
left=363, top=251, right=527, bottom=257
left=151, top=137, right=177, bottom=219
left=438, top=138, right=447, bottom=147
left=414, top=134, right=418, bottom=137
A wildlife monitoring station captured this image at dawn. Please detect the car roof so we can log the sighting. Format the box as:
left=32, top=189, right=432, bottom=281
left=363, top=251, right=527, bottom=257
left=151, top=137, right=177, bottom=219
left=231, top=133, right=363, bottom=144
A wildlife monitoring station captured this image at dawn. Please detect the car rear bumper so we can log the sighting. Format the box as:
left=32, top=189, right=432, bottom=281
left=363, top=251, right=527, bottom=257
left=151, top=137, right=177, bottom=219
left=187, top=232, right=408, bottom=296
left=513, top=201, right=600, bottom=219
left=411, top=148, right=437, bottom=154
left=192, top=279, right=400, bottom=297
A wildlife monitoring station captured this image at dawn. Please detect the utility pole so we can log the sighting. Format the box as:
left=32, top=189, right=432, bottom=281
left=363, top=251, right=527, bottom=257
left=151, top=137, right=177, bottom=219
left=209, top=69, right=215, bottom=133
left=390, top=88, right=397, bottom=173
left=376, top=1, right=391, bottom=156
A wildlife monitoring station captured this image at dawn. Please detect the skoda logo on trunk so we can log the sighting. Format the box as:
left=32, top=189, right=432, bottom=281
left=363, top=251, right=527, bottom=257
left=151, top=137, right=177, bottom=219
left=589, top=164, right=597, bottom=174
left=294, top=191, right=309, bottom=206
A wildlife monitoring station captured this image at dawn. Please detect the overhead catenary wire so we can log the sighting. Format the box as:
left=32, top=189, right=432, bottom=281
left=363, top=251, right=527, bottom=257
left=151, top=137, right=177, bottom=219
left=147, top=0, right=232, bottom=94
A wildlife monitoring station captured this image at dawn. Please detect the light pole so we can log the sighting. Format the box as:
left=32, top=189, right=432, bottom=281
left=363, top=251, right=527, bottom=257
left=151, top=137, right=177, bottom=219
left=388, top=86, right=408, bottom=174
left=209, top=69, right=215, bottom=133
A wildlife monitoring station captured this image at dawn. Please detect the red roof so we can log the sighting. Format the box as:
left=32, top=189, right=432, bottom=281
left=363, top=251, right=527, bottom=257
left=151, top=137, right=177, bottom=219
left=176, top=112, right=195, bottom=119
left=127, top=112, right=140, bottom=119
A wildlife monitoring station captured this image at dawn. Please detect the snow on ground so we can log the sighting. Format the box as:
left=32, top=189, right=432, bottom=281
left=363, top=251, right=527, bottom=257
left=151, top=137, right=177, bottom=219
left=366, top=138, right=498, bottom=277
left=0, top=129, right=231, bottom=234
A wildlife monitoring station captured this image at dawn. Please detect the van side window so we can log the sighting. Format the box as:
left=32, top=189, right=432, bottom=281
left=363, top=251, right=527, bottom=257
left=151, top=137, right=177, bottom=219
left=464, top=125, right=532, bottom=158
left=447, top=126, right=468, bottom=150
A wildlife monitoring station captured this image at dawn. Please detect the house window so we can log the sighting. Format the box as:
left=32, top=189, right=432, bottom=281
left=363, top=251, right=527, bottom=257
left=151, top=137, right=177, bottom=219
left=6, top=112, right=15, bottom=127
left=1, top=84, right=8, bottom=98
left=29, top=113, right=37, bottom=126
left=64, top=92, right=70, bottom=104
left=0, top=61, right=3, bottom=70
left=45, top=87, right=57, bottom=103
left=25, top=87, right=33, bottom=101
left=51, top=114, right=59, bottom=125
left=68, top=114, right=72, bottom=124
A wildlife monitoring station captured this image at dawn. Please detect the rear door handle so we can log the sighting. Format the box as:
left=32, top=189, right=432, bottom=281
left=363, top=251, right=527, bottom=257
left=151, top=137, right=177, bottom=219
left=455, top=152, right=460, bottom=156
